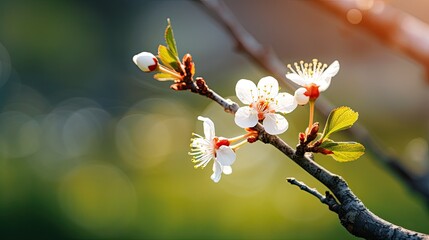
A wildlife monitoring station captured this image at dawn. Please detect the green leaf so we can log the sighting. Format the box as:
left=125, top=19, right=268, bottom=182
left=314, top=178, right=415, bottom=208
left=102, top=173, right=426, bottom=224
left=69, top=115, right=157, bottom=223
left=158, top=45, right=182, bottom=73
left=319, top=139, right=365, bottom=162
left=153, top=73, right=181, bottom=81
left=165, top=18, right=178, bottom=57
left=322, top=106, right=358, bottom=140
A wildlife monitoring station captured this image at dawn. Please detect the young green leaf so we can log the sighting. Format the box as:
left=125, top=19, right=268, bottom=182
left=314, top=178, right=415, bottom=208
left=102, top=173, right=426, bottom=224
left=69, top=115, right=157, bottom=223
left=319, top=139, right=365, bottom=162
left=165, top=18, right=178, bottom=57
left=322, top=106, right=358, bottom=140
left=154, top=73, right=181, bottom=81
left=158, top=45, right=182, bottom=74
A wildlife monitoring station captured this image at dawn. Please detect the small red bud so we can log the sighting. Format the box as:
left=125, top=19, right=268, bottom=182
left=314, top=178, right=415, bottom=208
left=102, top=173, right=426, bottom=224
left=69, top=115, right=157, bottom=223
left=247, top=136, right=258, bottom=143
left=299, top=132, right=306, bottom=144
left=183, top=53, right=193, bottom=64
left=304, top=122, right=320, bottom=143
left=170, top=82, right=187, bottom=91
left=310, top=122, right=319, bottom=135
left=196, top=77, right=209, bottom=94
left=183, top=53, right=195, bottom=77
left=318, top=148, right=334, bottom=155
left=308, top=123, right=319, bottom=138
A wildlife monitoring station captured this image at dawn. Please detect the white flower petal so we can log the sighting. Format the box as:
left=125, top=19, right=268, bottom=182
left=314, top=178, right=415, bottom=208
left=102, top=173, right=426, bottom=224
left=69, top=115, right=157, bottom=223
left=317, top=60, right=339, bottom=90
left=222, top=165, right=232, bottom=175
left=234, top=106, right=258, bottom=128
left=273, top=92, right=298, bottom=113
left=318, top=77, right=331, bottom=92
left=216, top=146, right=236, bottom=166
left=285, top=73, right=307, bottom=86
left=236, top=79, right=258, bottom=104
left=257, top=76, right=279, bottom=99
left=321, top=60, right=340, bottom=79
left=263, top=113, right=288, bottom=135
left=198, top=116, right=215, bottom=140
left=210, top=161, right=222, bottom=183
left=294, top=88, right=309, bottom=105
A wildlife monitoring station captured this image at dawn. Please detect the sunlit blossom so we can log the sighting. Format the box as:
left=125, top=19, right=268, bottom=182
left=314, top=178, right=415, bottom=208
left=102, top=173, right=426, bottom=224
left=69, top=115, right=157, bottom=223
left=234, top=76, right=297, bottom=135
left=189, top=116, right=236, bottom=183
left=286, top=59, right=339, bottom=105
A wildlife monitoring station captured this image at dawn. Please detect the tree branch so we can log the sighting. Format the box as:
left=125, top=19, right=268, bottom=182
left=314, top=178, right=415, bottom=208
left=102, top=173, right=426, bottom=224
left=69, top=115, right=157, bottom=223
left=287, top=177, right=340, bottom=213
left=188, top=80, right=428, bottom=239
left=146, top=1, right=429, bottom=238
left=197, top=0, right=429, bottom=207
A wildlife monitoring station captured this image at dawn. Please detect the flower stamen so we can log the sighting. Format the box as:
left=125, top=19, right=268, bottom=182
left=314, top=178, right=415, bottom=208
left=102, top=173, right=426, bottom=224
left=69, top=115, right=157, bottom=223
left=235, top=77, right=297, bottom=135
left=288, top=59, right=330, bottom=80
left=286, top=59, right=339, bottom=106
left=189, top=116, right=237, bottom=182
left=231, top=139, right=249, bottom=151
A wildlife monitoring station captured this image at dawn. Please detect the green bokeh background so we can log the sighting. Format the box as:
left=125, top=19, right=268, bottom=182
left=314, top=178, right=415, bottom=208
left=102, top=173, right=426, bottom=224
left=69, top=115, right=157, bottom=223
left=0, top=0, right=428, bottom=239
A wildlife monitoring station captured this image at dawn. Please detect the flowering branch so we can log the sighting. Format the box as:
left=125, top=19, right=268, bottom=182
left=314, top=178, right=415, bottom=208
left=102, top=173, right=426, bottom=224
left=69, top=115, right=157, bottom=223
left=190, top=84, right=428, bottom=239
left=198, top=0, right=429, bottom=206
left=195, top=77, right=240, bottom=114
left=132, top=7, right=429, bottom=240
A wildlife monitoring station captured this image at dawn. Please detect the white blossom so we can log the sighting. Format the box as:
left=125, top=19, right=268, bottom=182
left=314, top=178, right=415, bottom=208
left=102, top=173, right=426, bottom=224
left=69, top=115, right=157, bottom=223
left=286, top=59, right=339, bottom=105
left=189, top=116, right=236, bottom=183
left=234, top=76, right=297, bottom=135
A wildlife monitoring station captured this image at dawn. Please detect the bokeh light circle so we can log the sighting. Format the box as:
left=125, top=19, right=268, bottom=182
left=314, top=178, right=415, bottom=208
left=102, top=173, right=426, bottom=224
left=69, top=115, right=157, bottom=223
left=0, top=111, right=41, bottom=158
left=347, top=9, right=363, bottom=25
left=116, top=98, right=192, bottom=169
left=59, top=163, right=137, bottom=236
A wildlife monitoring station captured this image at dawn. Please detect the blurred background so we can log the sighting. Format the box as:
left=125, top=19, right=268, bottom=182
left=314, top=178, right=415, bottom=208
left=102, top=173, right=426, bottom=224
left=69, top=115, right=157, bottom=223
left=0, top=0, right=428, bottom=239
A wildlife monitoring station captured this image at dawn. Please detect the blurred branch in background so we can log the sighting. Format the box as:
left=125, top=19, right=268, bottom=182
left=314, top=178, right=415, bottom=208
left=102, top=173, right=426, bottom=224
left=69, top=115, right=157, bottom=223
left=312, top=0, right=429, bottom=83
left=198, top=0, right=429, bottom=207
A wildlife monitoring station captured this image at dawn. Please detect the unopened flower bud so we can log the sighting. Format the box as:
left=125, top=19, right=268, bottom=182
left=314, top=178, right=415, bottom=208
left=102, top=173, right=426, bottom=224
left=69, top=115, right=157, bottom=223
left=247, top=136, right=258, bottom=143
left=182, top=53, right=193, bottom=65
left=309, top=122, right=319, bottom=136
left=182, top=53, right=195, bottom=77
left=170, top=82, right=187, bottom=91
left=299, top=132, right=306, bottom=144
left=294, top=88, right=310, bottom=105
left=133, top=52, right=158, bottom=72
left=306, top=122, right=319, bottom=142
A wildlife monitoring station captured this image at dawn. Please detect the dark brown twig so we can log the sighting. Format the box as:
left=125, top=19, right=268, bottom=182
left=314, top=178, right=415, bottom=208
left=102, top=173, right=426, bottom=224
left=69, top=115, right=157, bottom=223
left=287, top=177, right=340, bottom=213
